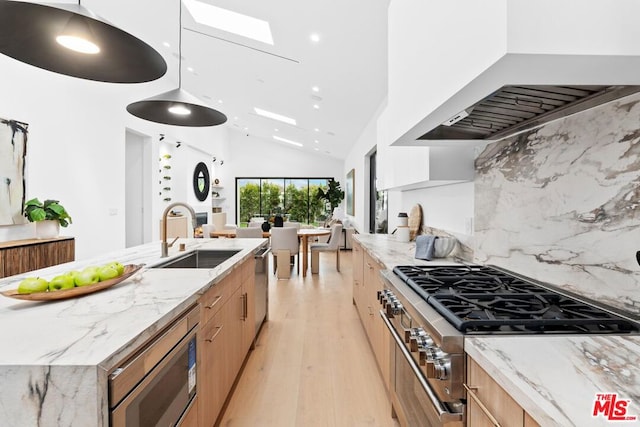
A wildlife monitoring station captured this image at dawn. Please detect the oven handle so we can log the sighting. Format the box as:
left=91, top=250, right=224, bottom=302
left=380, top=310, right=463, bottom=424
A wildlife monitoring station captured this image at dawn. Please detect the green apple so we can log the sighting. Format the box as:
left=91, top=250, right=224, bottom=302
left=74, top=269, right=99, bottom=286
left=17, top=277, right=49, bottom=294
left=105, top=261, right=125, bottom=276
left=48, top=274, right=75, bottom=291
left=98, top=265, right=120, bottom=281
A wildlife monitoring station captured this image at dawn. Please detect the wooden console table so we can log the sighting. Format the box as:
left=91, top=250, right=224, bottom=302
left=0, top=237, right=75, bottom=278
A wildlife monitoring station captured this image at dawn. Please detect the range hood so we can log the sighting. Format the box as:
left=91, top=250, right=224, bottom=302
left=419, top=85, right=640, bottom=141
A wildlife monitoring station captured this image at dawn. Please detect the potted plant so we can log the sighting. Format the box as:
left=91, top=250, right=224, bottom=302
left=316, top=179, right=345, bottom=217
left=24, top=198, right=72, bottom=239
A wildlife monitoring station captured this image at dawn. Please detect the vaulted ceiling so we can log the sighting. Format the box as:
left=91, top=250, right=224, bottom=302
left=90, top=0, right=389, bottom=159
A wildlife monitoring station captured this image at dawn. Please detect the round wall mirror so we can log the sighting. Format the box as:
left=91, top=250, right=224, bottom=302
left=193, top=162, right=210, bottom=201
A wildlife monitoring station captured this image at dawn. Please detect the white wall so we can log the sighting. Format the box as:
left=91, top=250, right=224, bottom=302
left=383, top=0, right=507, bottom=147
left=507, top=0, right=640, bottom=55
left=0, top=52, right=231, bottom=260
left=225, top=131, right=344, bottom=224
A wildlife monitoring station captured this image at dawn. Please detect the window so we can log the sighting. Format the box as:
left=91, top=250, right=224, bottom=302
left=236, top=177, right=331, bottom=226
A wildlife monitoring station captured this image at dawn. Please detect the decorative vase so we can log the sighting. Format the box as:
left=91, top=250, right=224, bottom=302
left=261, top=221, right=271, bottom=232
left=35, top=220, right=60, bottom=239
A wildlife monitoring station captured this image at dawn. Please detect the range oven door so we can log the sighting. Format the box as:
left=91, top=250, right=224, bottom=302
left=381, top=310, right=464, bottom=427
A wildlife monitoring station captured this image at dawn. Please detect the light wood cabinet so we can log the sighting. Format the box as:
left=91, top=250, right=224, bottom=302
left=241, top=257, right=256, bottom=354
left=466, top=356, right=540, bottom=427
left=352, top=241, right=364, bottom=307
left=199, top=302, right=230, bottom=426
left=198, top=257, right=255, bottom=427
left=0, top=237, right=75, bottom=278
left=352, top=240, right=390, bottom=392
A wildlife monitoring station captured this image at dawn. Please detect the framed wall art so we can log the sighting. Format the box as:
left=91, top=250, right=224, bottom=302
left=346, top=168, right=355, bottom=216
left=0, top=118, right=28, bottom=225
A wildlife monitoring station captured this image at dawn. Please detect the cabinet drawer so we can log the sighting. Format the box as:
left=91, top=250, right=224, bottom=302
left=241, top=257, right=254, bottom=282
left=200, top=269, right=239, bottom=323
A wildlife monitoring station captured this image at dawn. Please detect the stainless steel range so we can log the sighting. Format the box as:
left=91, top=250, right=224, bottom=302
left=379, top=264, right=640, bottom=427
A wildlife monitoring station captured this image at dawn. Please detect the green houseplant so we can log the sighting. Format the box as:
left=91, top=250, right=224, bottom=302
left=316, top=179, right=345, bottom=214
left=24, top=198, right=72, bottom=238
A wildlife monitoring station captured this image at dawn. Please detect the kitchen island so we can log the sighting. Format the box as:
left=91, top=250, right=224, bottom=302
left=354, top=234, right=640, bottom=426
left=0, top=238, right=267, bottom=427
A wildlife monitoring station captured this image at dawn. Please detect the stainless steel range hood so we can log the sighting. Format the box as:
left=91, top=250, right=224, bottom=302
left=419, top=85, right=640, bottom=141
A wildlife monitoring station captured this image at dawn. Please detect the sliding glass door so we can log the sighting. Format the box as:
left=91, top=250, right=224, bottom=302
left=236, top=177, right=330, bottom=226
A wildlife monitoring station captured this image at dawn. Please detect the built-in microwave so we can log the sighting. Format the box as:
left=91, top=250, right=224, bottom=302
left=109, top=305, right=199, bottom=427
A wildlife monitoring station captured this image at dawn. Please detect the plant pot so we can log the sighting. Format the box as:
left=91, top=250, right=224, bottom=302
left=35, top=220, right=60, bottom=239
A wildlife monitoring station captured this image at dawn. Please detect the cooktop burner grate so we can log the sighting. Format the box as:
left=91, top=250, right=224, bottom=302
left=392, top=265, right=640, bottom=335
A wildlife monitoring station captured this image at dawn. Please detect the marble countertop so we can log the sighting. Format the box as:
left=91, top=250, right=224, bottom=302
left=352, top=233, right=460, bottom=268
left=466, top=336, right=640, bottom=426
left=354, top=234, right=640, bottom=426
left=0, top=237, right=267, bottom=427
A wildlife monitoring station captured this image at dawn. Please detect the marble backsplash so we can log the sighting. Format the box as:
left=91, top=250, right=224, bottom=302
left=475, top=92, right=640, bottom=316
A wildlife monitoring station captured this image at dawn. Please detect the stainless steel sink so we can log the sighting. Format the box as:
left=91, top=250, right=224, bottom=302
left=151, top=250, right=241, bottom=269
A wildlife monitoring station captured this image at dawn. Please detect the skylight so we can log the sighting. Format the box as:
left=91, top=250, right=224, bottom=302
left=183, top=0, right=274, bottom=45
left=255, top=108, right=296, bottom=125
left=273, top=135, right=303, bottom=147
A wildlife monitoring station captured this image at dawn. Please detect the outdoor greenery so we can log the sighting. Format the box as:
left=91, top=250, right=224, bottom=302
left=238, top=179, right=330, bottom=225
left=316, top=179, right=344, bottom=212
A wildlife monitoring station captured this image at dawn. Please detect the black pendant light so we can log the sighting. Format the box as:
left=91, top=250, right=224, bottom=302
left=0, top=1, right=167, bottom=83
left=126, top=0, right=227, bottom=127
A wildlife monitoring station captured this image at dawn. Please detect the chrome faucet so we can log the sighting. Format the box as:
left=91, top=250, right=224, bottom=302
left=161, top=202, right=198, bottom=257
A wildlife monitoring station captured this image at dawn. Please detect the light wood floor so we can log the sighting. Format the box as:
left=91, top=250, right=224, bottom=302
left=218, top=250, right=399, bottom=427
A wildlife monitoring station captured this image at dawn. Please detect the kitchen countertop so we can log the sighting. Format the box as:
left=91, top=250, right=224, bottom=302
left=354, top=233, right=640, bottom=426
left=0, top=237, right=267, bottom=427
left=466, top=336, right=640, bottom=426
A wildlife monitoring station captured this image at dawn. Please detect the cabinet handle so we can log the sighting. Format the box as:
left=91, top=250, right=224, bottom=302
left=241, top=293, right=248, bottom=321
left=368, top=306, right=374, bottom=316
left=205, top=325, right=224, bottom=343
left=366, top=262, right=373, bottom=269
left=463, top=384, right=502, bottom=427
left=205, top=295, right=222, bottom=310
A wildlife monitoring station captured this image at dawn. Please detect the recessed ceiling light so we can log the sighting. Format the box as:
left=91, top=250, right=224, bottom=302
left=313, top=104, right=320, bottom=110
left=310, top=33, right=320, bottom=43
left=254, top=107, right=296, bottom=125
left=244, top=127, right=249, bottom=131
left=312, top=86, right=319, bottom=92
left=187, top=66, right=194, bottom=72
left=163, top=41, right=171, bottom=48
left=234, top=116, right=239, bottom=120
left=183, top=0, right=274, bottom=45
left=274, top=128, right=279, bottom=132
left=314, top=147, right=319, bottom=151
left=314, top=140, right=319, bottom=143
left=314, top=128, right=320, bottom=132
left=273, top=135, right=303, bottom=147
left=218, top=100, right=223, bottom=104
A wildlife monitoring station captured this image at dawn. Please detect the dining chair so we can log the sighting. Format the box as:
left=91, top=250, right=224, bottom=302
left=236, top=227, right=263, bottom=238
left=310, top=224, right=342, bottom=274
left=269, top=227, right=299, bottom=278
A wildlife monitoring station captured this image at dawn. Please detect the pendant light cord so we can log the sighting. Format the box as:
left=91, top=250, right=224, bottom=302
left=178, top=0, right=182, bottom=89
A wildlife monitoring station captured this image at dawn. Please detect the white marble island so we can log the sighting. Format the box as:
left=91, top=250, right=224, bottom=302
left=0, top=238, right=267, bottom=427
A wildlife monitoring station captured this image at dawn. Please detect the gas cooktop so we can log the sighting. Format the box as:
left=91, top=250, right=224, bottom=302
left=392, top=265, right=640, bottom=335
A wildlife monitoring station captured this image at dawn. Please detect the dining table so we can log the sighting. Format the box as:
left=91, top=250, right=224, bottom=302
left=209, top=227, right=331, bottom=277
